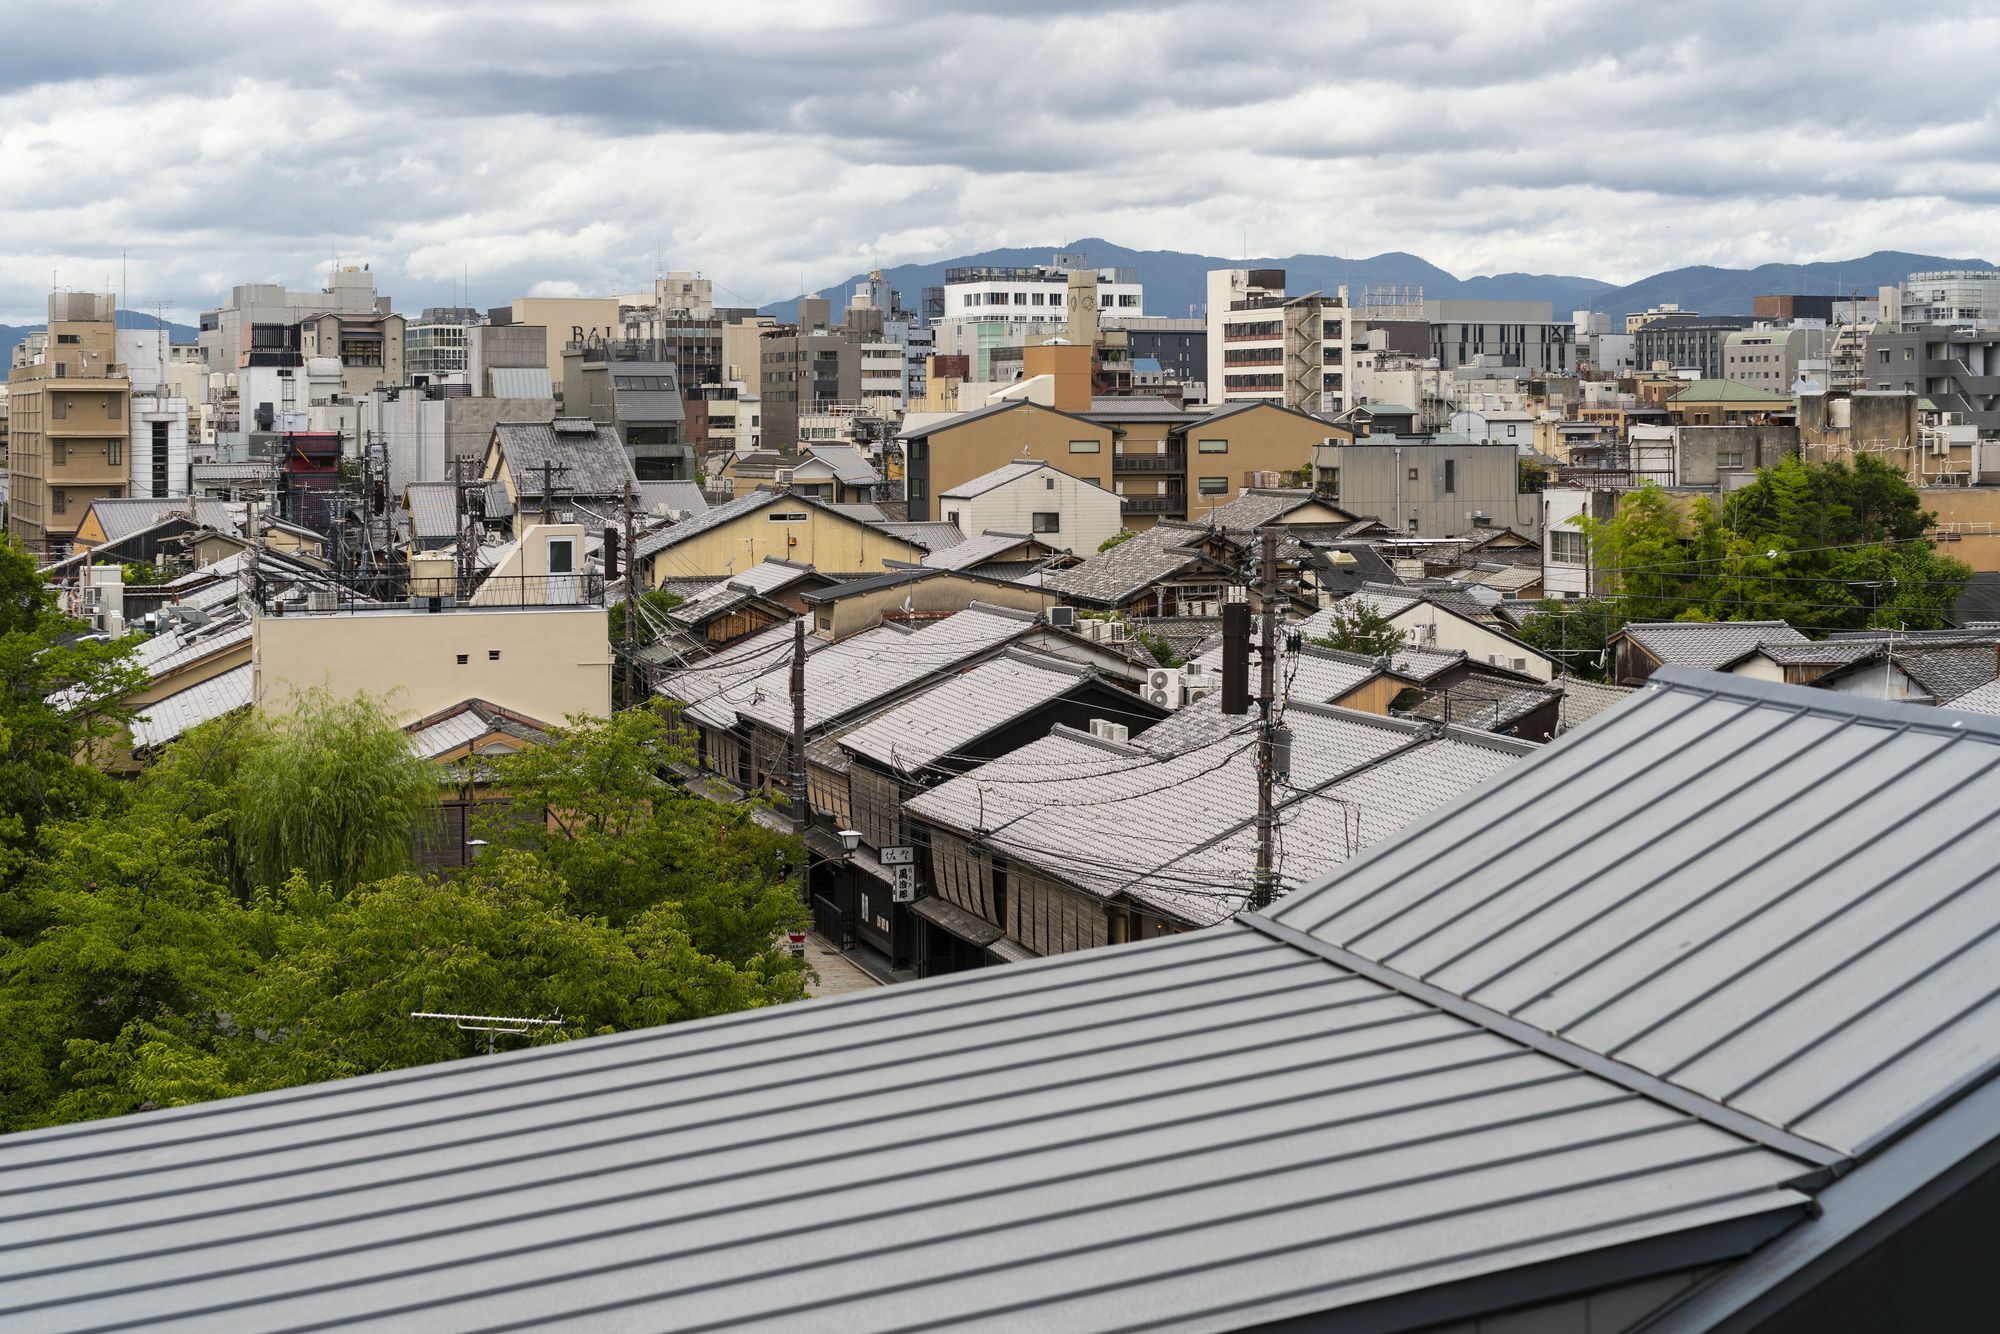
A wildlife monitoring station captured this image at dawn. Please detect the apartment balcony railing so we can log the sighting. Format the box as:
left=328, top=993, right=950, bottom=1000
left=255, top=570, right=608, bottom=616
left=1122, top=495, right=1186, bottom=515
left=1112, top=453, right=1185, bottom=472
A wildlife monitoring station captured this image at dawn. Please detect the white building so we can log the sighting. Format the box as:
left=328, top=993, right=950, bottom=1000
left=1448, top=408, right=1535, bottom=448
left=1901, top=269, right=2000, bottom=330
left=861, top=341, right=906, bottom=414
left=1206, top=268, right=1355, bottom=416
left=934, top=254, right=1142, bottom=381
left=115, top=330, right=191, bottom=498
left=405, top=309, right=480, bottom=381
left=936, top=459, right=1125, bottom=554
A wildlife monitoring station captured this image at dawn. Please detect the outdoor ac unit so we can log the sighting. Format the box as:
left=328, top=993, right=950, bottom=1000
left=1088, top=719, right=1130, bottom=743
left=1183, top=685, right=1213, bottom=706
left=1146, top=668, right=1183, bottom=708
left=776, top=468, right=795, bottom=487
left=1048, top=606, right=1077, bottom=629
left=1107, top=621, right=1130, bottom=642
left=308, top=589, right=340, bottom=613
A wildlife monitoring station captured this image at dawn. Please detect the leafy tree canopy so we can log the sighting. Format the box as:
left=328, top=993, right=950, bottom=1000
left=1309, top=600, right=1408, bottom=659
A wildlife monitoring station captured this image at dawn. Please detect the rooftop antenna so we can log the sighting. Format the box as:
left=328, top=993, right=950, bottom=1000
left=409, top=1010, right=564, bottom=1056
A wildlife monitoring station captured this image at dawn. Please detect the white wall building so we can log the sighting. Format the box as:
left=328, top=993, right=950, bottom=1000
left=934, top=254, right=1142, bottom=381
left=936, top=459, right=1125, bottom=554
left=1206, top=268, right=1355, bottom=416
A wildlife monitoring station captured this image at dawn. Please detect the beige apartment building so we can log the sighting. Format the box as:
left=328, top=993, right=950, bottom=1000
left=509, top=297, right=622, bottom=402
left=6, top=293, right=132, bottom=553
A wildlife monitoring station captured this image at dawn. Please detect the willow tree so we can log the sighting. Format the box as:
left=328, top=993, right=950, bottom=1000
left=234, top=690, right=438, bottom=895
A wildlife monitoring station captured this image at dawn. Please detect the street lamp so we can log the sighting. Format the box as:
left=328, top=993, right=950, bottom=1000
left=838, top=828, right=863, bottom=858
left=465, top=838, right=489, bottom=865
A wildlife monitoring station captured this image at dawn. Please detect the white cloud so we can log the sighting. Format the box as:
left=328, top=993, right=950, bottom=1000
left=0, top=0, right=1995, bottom=321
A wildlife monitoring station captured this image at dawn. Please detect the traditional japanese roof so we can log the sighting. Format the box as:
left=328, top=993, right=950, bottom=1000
left=491, top=418, right=636, bottom=499
left=838, top=649, right=1098, bottom=773
left=1554, top=674, right=1636, bottom=732
left=77, top=497, right=232, bottom=544
left=1666, top=379, right=1795, bottom=405
left=1616, top=621, right=1808, bottom=671
left=403, top=699, right=551, bottom=761
left=128, top=664, right=253, bottom=750
left=1039, top=524, right=1214, bottom=606
left=937, top=459, right=1059, bottom=500
left=1943, top=677, right=2000, bottom=716
left=801, top=444, right=881, bottom=487
left=918, top=530, right=1053, bottom=572
left=1398, top=672, right=1562, bottom=733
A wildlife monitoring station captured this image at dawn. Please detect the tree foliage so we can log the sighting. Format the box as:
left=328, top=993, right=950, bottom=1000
left=1309, top=600, right=1408, bottom=658
left=1520, top=455, right=1970, bottom=678
left=1096, top=529, right=1136, bottom=553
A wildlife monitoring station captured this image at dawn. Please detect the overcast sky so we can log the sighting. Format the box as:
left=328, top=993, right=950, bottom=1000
left=2, top=0, right=1996, bottom=323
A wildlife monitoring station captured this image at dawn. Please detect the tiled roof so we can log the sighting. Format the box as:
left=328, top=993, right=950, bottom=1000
left=874, top=520, right=965, bottom=551
left=838, top=649, right=1095, bottom=773
left=404, top=481, right=511, bottom=541
left=1039, top=524, right=1208, bottom=605
left=404, top=700, right=550, bottom=761
left=81, top=497, right=233, bottom=544
left=1944, top=677, right=2000, bottom=715
left=1667, top=378, right=1795, bottom=404
left=664, top=559, right=816, bottom=627
left=1619, top=620, right=1808, bottom=670
left=632, top=490, right=804, bottom=561
left=492, top=418, right=636, bottom=498
left=1275, top=667, right=2000, bottom=1159
left=128, top=664, right=253, bottom=750
left=1398, top=672, right=1561, bottom=733
left=919, top=530, right=1044, bottom=571
left=1555, top=674, right=1636, bottom=732
left=802, top=444, right=881, bottom=487
left=634, top=481, right=708, bottom=520
left=656, top=617, right=823, bottom=725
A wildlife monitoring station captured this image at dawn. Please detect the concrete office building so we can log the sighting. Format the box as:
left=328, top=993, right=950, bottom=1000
left=1206, top=268, right=1355, bottom=415
left=1862, top=325, right=2000, bottom=433
left=1424, top=299, right=1573, bottom=374
left=756, top=303, right=867, bottom=453
left=1722, top=325, right=1824, bottom=392
left=116, top=329, right=191, bottom=500
left=405, top=308, right=480, bottom=381
left=1312, top=436, right=1540, bottom=538
left=1633, top=314, right=1753, bottom=379
left=930, top=254, right=1142, bottom=381
left=507, top=296, right=622, bottom=402
left=1108, top=316, right=1206, bottom=398
left=466, top=321, right=552, bottom=398
left=198, top=266, right=391, bottom=376
left=1754, top=294, right=1836, bottom=322
left=6, top=293, right=131, bottom=552
left=1900, top=269, right=2000, bottom=330
left=561, top=342, right=692, bottom=480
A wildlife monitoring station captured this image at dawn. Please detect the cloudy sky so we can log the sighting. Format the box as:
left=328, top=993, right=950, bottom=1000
left=2, top=0, right=1996, bottom=322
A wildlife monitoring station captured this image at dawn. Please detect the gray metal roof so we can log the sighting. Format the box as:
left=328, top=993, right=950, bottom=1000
left=838, top=648, right=1096, bottom=773
left=0, top=924, right=1812, bottom=1332
left=1618, top=621, right=1808, bottom=670
left=403, top=481, right=511, bottom=541
left=938, top=459, right=1057, bottom=499
left=875, top=520, right=965, bottom=551
left=487, top=366, right=554, bottom=399
left=802, top=443, right=881, bottom=487
left=920, top=529, right=1046, bottom=571
left=1272, top=667, right=2000, bottom=1159
left=127, top=663, right=253, bottom=749
left=492, top=419, right=636, bottom=499
left=1400, top=673, right=1561, bottom=733
left=635, top=481, right=708, bottom=520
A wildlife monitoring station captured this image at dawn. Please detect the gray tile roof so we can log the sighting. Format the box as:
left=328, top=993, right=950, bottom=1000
left=0, top=925, right=1812, bottom=1331
left=404, top=481, right=511, bottom=542
left=802, top=443, right=881, bottom=487
left=1555, top=675, right=1635, bottom=732
left=635, top=481, right=708, bottom=520
left=919, top=529, right=1045, bottom=571
left=631, top=488, right=780, bottom=560
left=1619, top=620, right=1808, bottom=670
left=1274, top=667, right=2000, bottom=1159
left=664, top=559, right=816, bottom=628
left=1399, top=672, right=1561, bottom=733
left=838, top=649, right=1095, bottom=773
left=824, top=502, right=887, bottom=523
left=1943, top=676, right=2000, bottom=715
left=82, top=497, right=233, bottom=543
left=1191, top=488, right=1327, bottom=529
left=492, top=418, right=636, bottom=499
left=875, top=520, right=965, bottom=551
left=1040, top=523, right=1208, bottom=605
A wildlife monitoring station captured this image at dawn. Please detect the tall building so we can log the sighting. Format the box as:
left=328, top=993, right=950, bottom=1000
left=1722, top=325, right=1828, bottom=393
left=405, top=308, right=481, bottom=381
left=116, top=329, right=191, bottom=500
left=931, top=254, right=1142, bottom=381
left=1633, top=314, right=1753, bottom=379
left=1900, top=269, right=2000, bottom=330
left=6, top=293, right=132, bottom=553
left=560, top=341, right=692, bottom=480
left=1108, top=316, right=1207, bottom=399
left=1205, top=268, right=1354, bottom=415
left=1424, top=299, right=1574, bottom=374
left=1862, top=324, right=2000, bottom=432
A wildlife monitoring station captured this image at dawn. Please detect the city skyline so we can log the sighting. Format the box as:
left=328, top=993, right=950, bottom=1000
left=3, top=1, right=1998, bottom=322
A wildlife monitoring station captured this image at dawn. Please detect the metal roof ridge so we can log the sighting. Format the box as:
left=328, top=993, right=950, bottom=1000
left=1233, top=914, right=1848, bottom=1177
left=1650, top=666, right=2000, bottom=740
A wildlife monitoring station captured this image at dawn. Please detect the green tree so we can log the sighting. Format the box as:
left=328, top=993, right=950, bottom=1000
left=233, top=689, right=439, bottom=897
left=0, top=534, right=143, bottom=886
left=1309, top=600, right=1408, bottom=658
left=607, top=587, right=684, bottom=643
left=1096, top=529, right=1135, bottom=553
left=1512, top=599, right=1623, bottom=681
left=1578, top=484, right=1705, bottom=622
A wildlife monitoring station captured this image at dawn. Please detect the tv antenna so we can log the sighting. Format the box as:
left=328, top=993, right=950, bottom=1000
left=410, top=1010, right=565, bottom=1056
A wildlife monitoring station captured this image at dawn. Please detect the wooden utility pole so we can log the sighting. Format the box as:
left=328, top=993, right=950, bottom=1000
left=789, top=618, right=809, bottom=828
left=621, top=481, right=637, bottom=709
left=1252, top=526, right=1278, bottom=910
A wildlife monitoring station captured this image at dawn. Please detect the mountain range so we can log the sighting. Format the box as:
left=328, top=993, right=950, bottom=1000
left=0, top=310, right=201, bottom=370
left=759, top=239, right=1996, bottom=325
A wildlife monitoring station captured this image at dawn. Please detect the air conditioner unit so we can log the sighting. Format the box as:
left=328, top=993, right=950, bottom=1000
left=308, top=589, right=340, bottom=613
left=1107, top=621, right=1130, bottom=642
left=1088, top=719, right=1130, bottom=743
left=1183, top=685, right=1213, bottom=706
left=1146, top=667, right=1183, bottom=708
left=1048, top=606, right=1077, bottom=629
left=776, top=468, right=795, bottom=487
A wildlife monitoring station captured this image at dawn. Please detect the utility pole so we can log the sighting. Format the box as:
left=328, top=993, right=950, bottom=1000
left=621, top=481, right=639, bottom=708
left=789, top=618, right=809, bottom=829
left=1252, top=526, right=1278, bottom=910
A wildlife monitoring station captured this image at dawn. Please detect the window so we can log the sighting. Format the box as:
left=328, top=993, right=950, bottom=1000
left=51, top=442, right=67, bottom=466
left=1549, top=529, right=1588, bottom=564
left=1879, top=350, right=1891, bottom=364
left=488, top=650, right=501, bottom=661
left=1324, top=466, right=1339, bottom=499
left=1905, top=347, right=1915, bottom=361
left=1197, top=476, right=1228, bottom=496
left=105, top=396, right=122, bottom=420
left=1505, top=424, right=1516, bottom=438
left=1407, top=467, right=1419, bottom=481
left=546, top=537, right=575, bottom=574
left=1044, top=476, right=1055, bottom=490
left=946, top=509, right=960, bottom=527
left=56, top=333, right=79, bottom=345
left=1197, top=438, right=1228, bottom=454
left=1031, top=512, right=1060, bottom=533
left=1068, top=438, right=1101, bottom=454
left=767, top=511, right=808, bottom=523
left=51, top=395, right=66, bottom=420
left=107, top=439, right=122, bottom=467
left=52, top=490, right=67, bottom=515
left=1718, top=449, right=1746, bottom=469
left=456, top=654, right=469, bottom=665
left=1442, top=459, right=1456, bottom=494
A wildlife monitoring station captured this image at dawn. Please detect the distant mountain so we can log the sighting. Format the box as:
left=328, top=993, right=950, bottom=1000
left=1585, top=251, right=1997, bottom=320
left=0, top=310, right=202, bottom=368
left=761, top=238, right=1616, bottom=323
left=762, top=240, right=1998, bottom=325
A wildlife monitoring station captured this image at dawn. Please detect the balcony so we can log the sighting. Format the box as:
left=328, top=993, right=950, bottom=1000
left=1122, top=495, right=1186, bottom=515
left=1113, top=452, right=1185, bottom=473
left=256, top=571, right=608, bottom=615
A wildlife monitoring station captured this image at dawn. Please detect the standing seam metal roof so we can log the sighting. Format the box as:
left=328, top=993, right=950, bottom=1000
left=1274, top=668, right=2000, bottom=1159
left=837, top=649, right=1096, bottom=773
left=0, top=926, right=1813, bottom=1332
